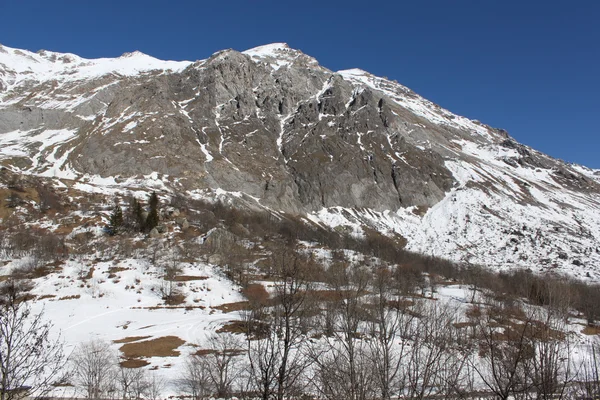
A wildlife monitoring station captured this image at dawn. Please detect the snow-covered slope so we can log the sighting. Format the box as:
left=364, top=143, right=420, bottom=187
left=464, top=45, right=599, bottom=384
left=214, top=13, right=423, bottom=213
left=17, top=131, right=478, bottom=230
left=0, top=44, right=191, bottom=90
left=0, top=42, right=599, bottom=281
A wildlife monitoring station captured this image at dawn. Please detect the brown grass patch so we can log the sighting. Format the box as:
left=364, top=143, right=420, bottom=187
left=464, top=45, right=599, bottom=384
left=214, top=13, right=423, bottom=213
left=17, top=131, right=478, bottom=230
left=453, top=321, right=476, bottom=329
left=214, top=301, right=250, bottom=313
left=412, top=205, right=430, bottom=216
left=83, top=266, right=95, bottom=280
left=216, top=321, right=248, bottom=335
left=164, top=293, right=186, bottom=306
left=38, top=294, right=57, bottom=300
left=108, top=266, right=129, bottom=274
left=30, top=265, right=62, bottom=278
left=119, top=336, right=185, bottom=358
left=582, top=325, right=600, bottom=335
left=194, top=349, right=218, bottom=356
left=58, top=294, right=81, bottom=300
left=174, top=275, right=209, bottom=282
left=119, top=359, right=150, bottom=368
left=113, top=336, right=152, bottom=344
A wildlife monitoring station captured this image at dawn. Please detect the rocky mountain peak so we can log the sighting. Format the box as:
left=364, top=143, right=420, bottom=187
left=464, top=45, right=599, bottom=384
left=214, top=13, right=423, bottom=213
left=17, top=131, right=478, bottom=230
left=0, top=43, right=598, bottom=279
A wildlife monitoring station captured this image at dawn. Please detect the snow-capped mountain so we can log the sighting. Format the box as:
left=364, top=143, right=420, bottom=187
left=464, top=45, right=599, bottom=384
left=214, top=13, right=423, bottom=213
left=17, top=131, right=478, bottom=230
left=1, top=42, right=599, bottom=280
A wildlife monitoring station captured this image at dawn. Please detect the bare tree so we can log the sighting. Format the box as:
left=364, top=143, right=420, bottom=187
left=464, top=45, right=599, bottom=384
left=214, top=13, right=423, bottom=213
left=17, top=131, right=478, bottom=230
left=244, top=249, right=315, bottom=400
left=178, top=354, right=212, bottom=400
left=470, top=303, right=534, bottom=400
left=117, top=364, right=147, bottom=400
left=245, top=327, right=280, bottom=400
left=271, top=250, right=314, bottom=400
left=144, top=372, right=165, bottom=400
left=367, top=266, right=415, bottom=399
left=70, top=340, right=117, bottom=400
left=310, top=260, right=375, bottom=400
left=524, top=308, right=573, bottom=400
left=0, top=280, right=65, bottom=400
left=575, top=339, right=600, bottom=399
left=404, top=300, right=463, bottom=399
left=201, top=334, right=244, bottom=398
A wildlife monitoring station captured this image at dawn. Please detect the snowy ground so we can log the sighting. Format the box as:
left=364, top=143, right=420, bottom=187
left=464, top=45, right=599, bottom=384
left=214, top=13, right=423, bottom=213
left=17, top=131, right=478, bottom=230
left=9, top=257, right=245, bottom=393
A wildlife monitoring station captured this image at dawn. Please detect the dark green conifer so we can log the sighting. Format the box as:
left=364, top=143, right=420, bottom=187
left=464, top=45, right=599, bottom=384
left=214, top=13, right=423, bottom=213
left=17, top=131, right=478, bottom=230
left=108, top=201, right=123, bottom=235
left=146, top=191, right=159, bottom=231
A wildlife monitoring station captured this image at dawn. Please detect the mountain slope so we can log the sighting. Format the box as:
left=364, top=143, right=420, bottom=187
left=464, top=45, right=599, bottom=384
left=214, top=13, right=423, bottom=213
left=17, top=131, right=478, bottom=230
left=1, top=42, right=599, bottom=279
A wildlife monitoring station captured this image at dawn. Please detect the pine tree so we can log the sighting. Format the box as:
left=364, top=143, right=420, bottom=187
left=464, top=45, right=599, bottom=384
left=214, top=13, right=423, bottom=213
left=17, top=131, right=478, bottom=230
left=108, top=201, right=123, bottom=235
left=134, top=199, right=145, bottom=232
left=126, top=197, right=145, bottom=232
left=146, top=191, right=159, bottom=232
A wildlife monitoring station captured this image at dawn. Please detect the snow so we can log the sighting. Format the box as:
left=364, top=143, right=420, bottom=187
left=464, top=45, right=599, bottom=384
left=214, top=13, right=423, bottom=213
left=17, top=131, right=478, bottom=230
left=25, top=258, right=244, bottom=392
left=242, top=42, right=316, bottom=71
left=242, top=43, right=290, bottom=57
left=0, top=42, right=597, bottom=282
left=0, top=44, right=192, bottom=90
left=338, top=68, right=494, bottom=140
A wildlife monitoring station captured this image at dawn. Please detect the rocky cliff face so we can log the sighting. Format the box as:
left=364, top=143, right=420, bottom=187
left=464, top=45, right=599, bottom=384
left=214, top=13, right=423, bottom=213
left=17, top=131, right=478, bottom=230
left=1, top=42, right=599, bottom=278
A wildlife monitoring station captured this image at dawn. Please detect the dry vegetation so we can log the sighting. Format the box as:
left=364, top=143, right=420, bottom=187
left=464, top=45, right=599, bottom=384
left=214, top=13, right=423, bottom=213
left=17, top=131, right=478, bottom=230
left=2, top=171, right=600, bottom=399
left=119, top=336, right=185, bottom=358
left=113, top=336, right=152, bottom=344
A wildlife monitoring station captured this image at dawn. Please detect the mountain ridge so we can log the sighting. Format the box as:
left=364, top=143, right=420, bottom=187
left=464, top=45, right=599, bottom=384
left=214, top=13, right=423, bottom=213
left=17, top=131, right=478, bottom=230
left=1, top=42, right=599, bottom=280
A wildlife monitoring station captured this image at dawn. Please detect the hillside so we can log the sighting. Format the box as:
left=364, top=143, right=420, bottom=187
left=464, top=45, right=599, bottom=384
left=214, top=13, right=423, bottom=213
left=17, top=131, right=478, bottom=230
left=1, top=42, right=599, bottom=279
left=1, top=42, right=600, bottom=399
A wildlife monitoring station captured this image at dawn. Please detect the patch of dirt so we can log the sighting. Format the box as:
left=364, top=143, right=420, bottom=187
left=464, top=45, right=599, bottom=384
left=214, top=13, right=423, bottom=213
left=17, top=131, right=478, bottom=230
left=119, top=336, right=185, bottom=358
left=582, top=325, right=600, bottom=335
left=164, top=293, right=186, bottom=306
left=83, top=266, right=95, bottom=280
left=216, top=321, right=247, bottom=335
left=58, top=294, right=81, bottom=300
left=113, top=336, right=152, bottom=344
left=174, top=275, right=209, bottom=282
left=214, top=301, right=250, bottom=313
left=412, top=205, right=430, bottom=216
left=194, top=349, right=218, bottom=356
left=119, top=359, right=150, bottom=368
left=108, top=266, right=130, bottom=274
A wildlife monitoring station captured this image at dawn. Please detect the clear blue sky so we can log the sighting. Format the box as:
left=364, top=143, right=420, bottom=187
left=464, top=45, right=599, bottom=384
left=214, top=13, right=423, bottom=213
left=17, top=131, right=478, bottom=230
left=1, top=0, right=598, bottom=168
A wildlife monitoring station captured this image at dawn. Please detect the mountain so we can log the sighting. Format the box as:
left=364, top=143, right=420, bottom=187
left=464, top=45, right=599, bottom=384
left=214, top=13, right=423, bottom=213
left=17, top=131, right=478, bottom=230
left=1, top=42, right=599, bottom=280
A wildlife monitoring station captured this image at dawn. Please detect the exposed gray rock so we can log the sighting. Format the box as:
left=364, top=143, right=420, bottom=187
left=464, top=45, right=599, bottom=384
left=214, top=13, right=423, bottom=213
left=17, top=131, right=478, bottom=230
left=204, top=228, right=237, bottom=252
left=1, top=43, right=600, bottom=278
left=181, top=218, right=190, bottom=230
left=149, top=228, right=160, bottom=238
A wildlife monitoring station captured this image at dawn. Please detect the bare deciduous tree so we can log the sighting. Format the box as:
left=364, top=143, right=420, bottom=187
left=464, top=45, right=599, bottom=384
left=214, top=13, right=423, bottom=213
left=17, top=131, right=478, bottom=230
left=404, top=300, right=463, bottom=399
left=575, top=339, right=600, bottom=399
left=271, top=250, right=314, bottom=400
left=0, top=280, right=65, bottom=400
left=70, top=340, right=117, bottom=400
left=201, top=333, right=244, bottom=398
left=244, top=249, right=315, bottom=400
left=367, top=266, right=415, bottom=400
left=117, top=364, right=147, bottom=400
left=470, top=303, right=533, bottom=400
left=178, top=354, right=212, bottom=400
left=310, top=260, right=375, bottom=400
left=144, top=372, right=165, bottom=400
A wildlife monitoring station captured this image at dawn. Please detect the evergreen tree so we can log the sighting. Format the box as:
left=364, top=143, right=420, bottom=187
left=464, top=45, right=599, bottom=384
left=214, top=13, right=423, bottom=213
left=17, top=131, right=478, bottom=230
left=126, top=197, right=145, bottom=232
left=146, top=191, right=159, bottom=232
left=134, top=199, right=145, bottom=232
left=108, top=201, right=123, bottom=235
